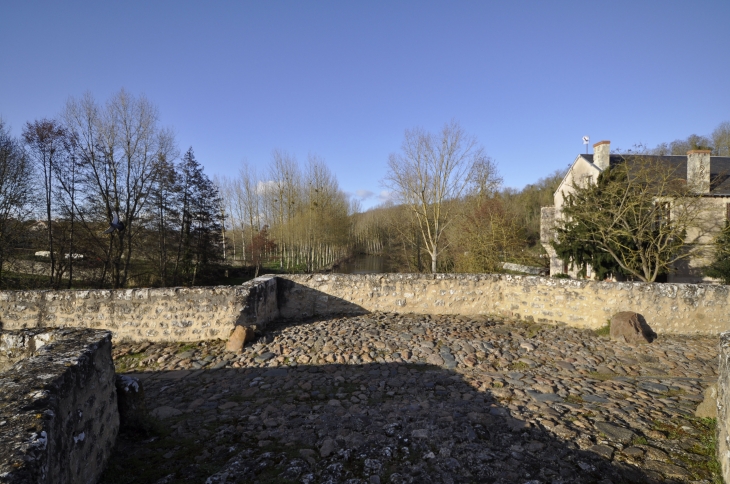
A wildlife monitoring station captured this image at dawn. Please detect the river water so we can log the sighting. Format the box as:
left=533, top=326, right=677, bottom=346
left=332, top=254, right=389, bottom=274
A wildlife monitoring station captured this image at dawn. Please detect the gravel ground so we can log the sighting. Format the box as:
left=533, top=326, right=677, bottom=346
left=101, top=313, right=721, bottom=484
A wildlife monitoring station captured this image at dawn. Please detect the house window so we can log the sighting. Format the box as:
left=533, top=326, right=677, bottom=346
left=726, top=202, right=730, bottom=221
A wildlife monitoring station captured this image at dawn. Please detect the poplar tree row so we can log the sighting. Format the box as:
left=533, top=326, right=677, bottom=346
left=218, top=151, right=353, bottom=275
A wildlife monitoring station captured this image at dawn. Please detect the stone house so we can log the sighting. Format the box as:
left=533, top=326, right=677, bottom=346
left=540, top=141, right=730, bottom=282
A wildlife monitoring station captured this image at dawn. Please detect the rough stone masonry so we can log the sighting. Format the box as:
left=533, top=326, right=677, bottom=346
left=2, top=273, right=730, bottom=483
left=0, top=328, right=118, bottom=484
left=2, top=274, right=730, bottom=341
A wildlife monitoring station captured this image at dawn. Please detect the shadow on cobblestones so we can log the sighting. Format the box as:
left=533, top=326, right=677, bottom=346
left=101, top=361, right=661, bottom=484
left=102, top=313, right=722, bottom=484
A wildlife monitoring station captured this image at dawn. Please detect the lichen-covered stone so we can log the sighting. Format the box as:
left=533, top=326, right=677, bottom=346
left=0, top=329, right=55, bottom=372
left=0, top=328, right=118, bottom=484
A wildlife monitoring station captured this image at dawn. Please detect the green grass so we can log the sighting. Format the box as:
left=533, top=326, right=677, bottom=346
left=660, top=388, right=687, bottom=398
left=510, top=361, right=530, bottom=371
left=587, top=371, right=615, bottom=381
left=114, top=352, right=148, bottom=373
left=564, top=394, right=584, bottom=404
left=594, top=321, right=611, bottom=337
left=692, top=420, right=722, bottom=483
left=632, top=436, right=648, bottom=446
left=652, top=418, right=690, bottom=440
left=651, top=417, right=722, bottom=483
left=176, top=343, right=197, bottom=354
left=0, top=270, right=98, bottom=290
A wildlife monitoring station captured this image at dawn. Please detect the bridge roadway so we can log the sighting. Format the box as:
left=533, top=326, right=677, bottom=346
left=102, top=313, right=719, bottom=484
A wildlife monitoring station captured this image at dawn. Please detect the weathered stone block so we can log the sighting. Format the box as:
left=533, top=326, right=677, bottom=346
left=225, top=325, right=255, bottom=353
left=610, top=311, right=656, bottom=344
left=695, top=383, right=717, bottom=418
left=0, top=328, right=118, bottom=484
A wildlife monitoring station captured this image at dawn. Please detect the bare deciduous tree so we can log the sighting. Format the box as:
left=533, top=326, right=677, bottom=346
left=63, top=89, right=176, bottom=287
left=712, top=121, right=730, bottom=156
left=0, top=121, right=33, bottom=285
left=239, top=161, right=263, bottom=262
left=267, top=150, right=301, bottom=268
left=23, top=119, right=67, bottom=287
left=383, top=120, right=493, bottom=272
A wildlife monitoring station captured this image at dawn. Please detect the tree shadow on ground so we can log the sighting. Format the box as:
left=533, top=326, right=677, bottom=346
left=100, top=360, right=663, bottom=483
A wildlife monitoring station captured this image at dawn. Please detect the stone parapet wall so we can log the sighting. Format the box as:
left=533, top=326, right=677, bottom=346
left=0, top=328, right=118, bottom=484
left=718, top=332, right=730, bottom=483
left=280, top=273, right=730, bottom=334
left=0, top=275, right=279, bottom=343
left=1, top=273, right=730, bottom=342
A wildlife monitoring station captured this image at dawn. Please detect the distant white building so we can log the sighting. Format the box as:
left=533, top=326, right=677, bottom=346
left=540, top=141, right=730, bottom=283
left=34, top=251, right=84, bottom=260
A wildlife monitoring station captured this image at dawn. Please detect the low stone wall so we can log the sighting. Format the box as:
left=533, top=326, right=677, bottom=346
left=280, top=273, right=730, bottom=334
left=0, top=275, right=279, bottom=343
left=1, top=273, right=730, bottom=344
left=0, top=328, right=118, bottom=484
left=501, top=262, right=547, bottom=276
left=3, top=274, right=730, bottom=479
left=719, top=332, right=730, bottom=483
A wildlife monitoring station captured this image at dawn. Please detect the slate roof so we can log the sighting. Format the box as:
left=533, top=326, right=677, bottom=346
left=580, top=154, right=730, bottom=196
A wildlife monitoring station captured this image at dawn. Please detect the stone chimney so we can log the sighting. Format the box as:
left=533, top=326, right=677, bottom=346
left=593, top=141, right=610, bottom=170
left=687, top=150, right=711, bottom=193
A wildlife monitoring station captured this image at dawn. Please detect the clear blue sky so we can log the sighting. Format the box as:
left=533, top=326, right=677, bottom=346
left=2, top=1, right=729, bottom=209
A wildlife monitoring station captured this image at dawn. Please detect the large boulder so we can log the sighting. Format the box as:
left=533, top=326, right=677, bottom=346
left=225, top=325, right=256, bottom=353
left=610, top=312, right=656, bottom=344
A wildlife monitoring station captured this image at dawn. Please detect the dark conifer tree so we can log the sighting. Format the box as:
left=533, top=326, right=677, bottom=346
left=705, top=221, right=730, bottom=284
left=173, top=148, right=223, bottom=285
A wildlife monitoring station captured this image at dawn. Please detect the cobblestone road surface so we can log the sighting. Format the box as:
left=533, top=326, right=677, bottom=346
left=102, top=313, right=721, bottom=484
